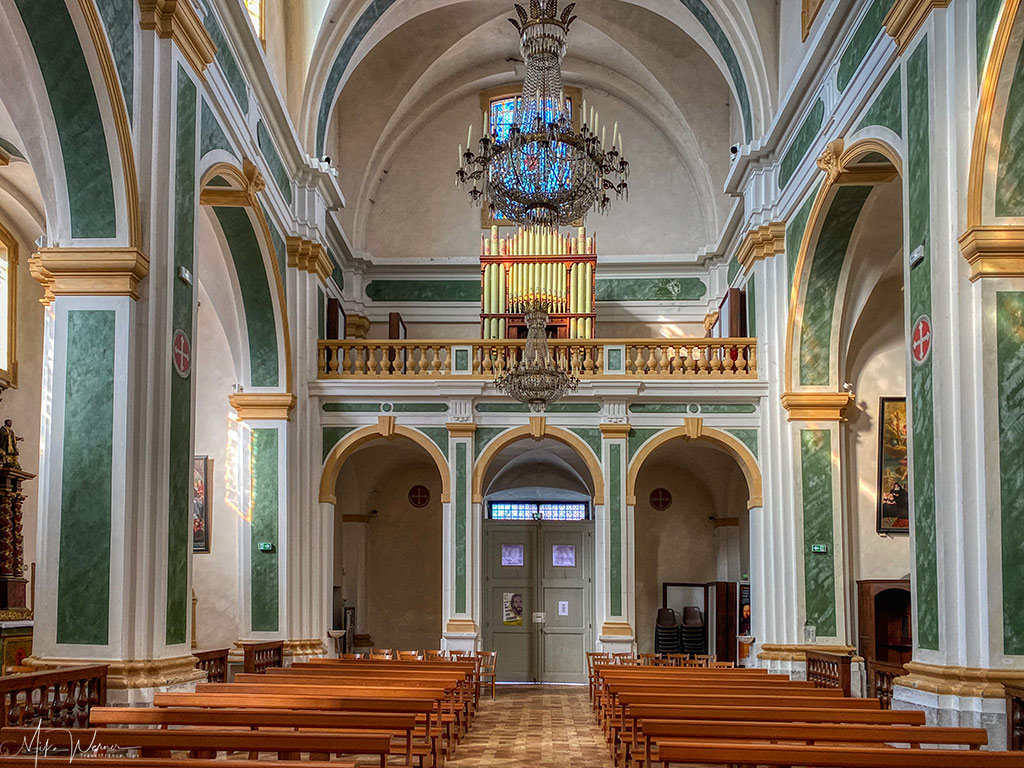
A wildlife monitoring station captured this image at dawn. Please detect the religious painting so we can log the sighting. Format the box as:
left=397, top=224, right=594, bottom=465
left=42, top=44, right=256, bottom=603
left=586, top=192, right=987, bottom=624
left=552, top=544, right=576, bottom=567
left=501, top=544, right=524, bottom=567
left=1, top=634, right=31, bottom=673
left=193, top=456, right=212, bottom=553
left=876, top=397, right=909, bottom=534
left=503, top=592, right=524, bottom=625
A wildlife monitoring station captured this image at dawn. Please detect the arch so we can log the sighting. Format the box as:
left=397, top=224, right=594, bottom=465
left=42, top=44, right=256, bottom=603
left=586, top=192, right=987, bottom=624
left=319, top=422, right=452, bottom=505
left=626, top=426, right=762, bottom=508
left=785, top=137, right=904, bottom=392
left=199, top=162, right=293, bottom=393
left=472, top=424, right=605, bottom=505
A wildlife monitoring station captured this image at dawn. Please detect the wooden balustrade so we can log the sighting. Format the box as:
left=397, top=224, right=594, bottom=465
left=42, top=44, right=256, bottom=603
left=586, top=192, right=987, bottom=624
left=804, top=650, right=853, bottom=697
left=240, top=641, right=283, bottom=674
left=0, top=665, right=107, bottom=728
left=1007, top=684, right=1024, bottom=750
left=866, top=660, right=905, bottom=710
left=193, top=648, right=230, bottom=683
left=317, top=338, right=757, bottom=379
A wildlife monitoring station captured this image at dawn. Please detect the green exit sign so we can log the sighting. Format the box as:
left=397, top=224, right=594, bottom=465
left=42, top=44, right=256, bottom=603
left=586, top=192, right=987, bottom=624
left=811, top=544, right=829, bottom=554
left=258, top=542, right=275, bottom=552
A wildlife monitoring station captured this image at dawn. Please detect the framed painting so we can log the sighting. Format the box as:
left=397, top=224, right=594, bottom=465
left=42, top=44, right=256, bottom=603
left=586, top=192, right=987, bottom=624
left=876, top=397, right=909, bottom=534
left=193, top=456, right=212, bottom=553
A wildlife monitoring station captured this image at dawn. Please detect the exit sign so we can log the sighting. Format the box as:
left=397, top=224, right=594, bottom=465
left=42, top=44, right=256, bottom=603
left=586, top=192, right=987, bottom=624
left=811, top=544, right=829, bottom=554
left=258, top=542, right=275, bottom=552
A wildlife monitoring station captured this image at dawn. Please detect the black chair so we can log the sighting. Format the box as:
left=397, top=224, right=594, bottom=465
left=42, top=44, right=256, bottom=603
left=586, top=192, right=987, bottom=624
left=680, top=606, right=705, bottom=655
left=655, top=607, right=681, bottom=654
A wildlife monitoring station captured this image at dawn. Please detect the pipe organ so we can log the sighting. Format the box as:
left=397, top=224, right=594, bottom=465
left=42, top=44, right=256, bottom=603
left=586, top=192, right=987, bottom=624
left=480, top=225, right=597, bottom=339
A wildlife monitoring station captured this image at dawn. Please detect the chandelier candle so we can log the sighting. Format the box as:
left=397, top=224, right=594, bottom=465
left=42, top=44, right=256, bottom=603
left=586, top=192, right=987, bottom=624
left=455, top=0, right=630, bottom=226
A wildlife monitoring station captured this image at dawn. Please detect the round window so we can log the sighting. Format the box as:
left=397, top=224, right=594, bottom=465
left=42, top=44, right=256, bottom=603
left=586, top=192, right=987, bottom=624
left=649, top=487, right=672, bottom=511
left=409, top=485, right=430, bottom=508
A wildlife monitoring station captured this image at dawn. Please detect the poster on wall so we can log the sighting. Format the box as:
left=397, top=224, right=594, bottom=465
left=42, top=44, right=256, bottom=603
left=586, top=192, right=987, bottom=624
left=503, top=592, right=524, bottom=625
left=876, top=397, right=909, bottom=534
left=738, top=582, right=751, bottom=637
left=193, top=456, right=212, bottom=553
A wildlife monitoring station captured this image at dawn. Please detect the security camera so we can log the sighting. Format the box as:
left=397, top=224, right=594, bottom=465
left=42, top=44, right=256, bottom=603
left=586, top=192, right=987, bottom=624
left=322, top=155, right=332, bottom=165
left=730, top=145, right=739, bottom=155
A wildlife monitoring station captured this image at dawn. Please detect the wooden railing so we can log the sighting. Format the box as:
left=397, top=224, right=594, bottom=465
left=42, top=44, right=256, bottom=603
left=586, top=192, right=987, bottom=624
left=1007, top=684, right=1024, bottom=750
left=317, top=338, right=757, bottom=379
left=866, top=660, right=905, bottom=709
left=193, top=648, right=230, bottom=683
left=805, top=650, right=852, bottom=697
left=241, top=640, right=284, bottom=674
left=0, top=665, right=107, bottom=728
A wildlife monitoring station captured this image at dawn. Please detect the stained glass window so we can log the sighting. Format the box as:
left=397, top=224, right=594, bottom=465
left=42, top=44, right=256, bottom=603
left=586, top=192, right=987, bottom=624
left=488, top=502, right=587, bottom=521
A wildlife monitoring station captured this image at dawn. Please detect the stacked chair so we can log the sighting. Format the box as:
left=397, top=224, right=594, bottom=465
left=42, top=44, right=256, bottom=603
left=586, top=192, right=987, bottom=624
left=679, top=606, right=705, bottom=655
left=654, top=608, right=681, bottom=655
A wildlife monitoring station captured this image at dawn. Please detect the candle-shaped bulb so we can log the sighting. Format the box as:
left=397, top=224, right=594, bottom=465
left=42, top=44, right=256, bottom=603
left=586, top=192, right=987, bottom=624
left=602, top=126, right=606, bottom=147
left=468, top=123, right=473, bottom=146
left=612, top=121, right=618, bottom=148
left=458, top=143, right=463, bottom=164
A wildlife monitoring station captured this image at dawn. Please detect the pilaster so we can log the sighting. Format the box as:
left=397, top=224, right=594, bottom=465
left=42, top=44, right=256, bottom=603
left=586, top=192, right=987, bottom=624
left=598, top=422, right=633, bottom=652
left=443, top=422, right=477, bottom=651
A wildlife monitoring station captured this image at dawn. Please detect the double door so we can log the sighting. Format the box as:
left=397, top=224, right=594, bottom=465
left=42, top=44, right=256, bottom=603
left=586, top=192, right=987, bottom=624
left=482, top=522, right=593, bottom=683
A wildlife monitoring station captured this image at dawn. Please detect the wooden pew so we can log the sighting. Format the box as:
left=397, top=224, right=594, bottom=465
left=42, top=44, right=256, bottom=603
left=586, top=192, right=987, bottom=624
left=88, top=708, right=431, bottom=768
left=296, top=659, right=481, bottom=710
left=654, top=741, right=1024, bottom=767
left=0, top=727, right=392, bottom=768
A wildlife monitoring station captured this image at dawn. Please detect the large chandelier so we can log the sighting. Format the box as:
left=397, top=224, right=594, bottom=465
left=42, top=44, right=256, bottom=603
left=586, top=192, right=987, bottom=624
left=455, top=1, right=630, bottom=227
left=495, top=302, right=579, bottom=412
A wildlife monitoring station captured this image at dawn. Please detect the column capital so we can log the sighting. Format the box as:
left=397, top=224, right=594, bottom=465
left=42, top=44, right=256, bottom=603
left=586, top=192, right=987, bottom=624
left=781, top=391, right=854, bottom=421
left=228, top=392, right=295, bottom=421
left=599, top=423, right=631, bottom=439
left=138, top=0, right=216, bottom=82
left=883, top=0, right=951, bottom=56
left=286, top=237, right=333, bottom=284
left=346, top=314, right=370, bottom=339
left=959, top=225, right=1024, bottom=281
left=446, top=422, right=477, bottom=438
left=737, top=221, right=786, bottom=274
left=29, top=248, right=150, bottom=304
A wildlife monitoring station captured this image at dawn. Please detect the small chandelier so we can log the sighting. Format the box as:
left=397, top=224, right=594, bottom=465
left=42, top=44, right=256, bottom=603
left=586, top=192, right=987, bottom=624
left=455, top=1, right=630, bottom=227
left=495, top=302, right=579, bottom=412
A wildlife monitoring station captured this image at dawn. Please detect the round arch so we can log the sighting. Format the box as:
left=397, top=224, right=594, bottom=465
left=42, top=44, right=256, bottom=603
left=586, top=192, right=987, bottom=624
left=626, top=426, right=762, bottom=508
left=472, top=424, right=605, bottom=505
left=785, top=136, right=904, bottom=392
left=199, top=161, right=293, bottom=393
left=320, top=423, right=452, bottom=505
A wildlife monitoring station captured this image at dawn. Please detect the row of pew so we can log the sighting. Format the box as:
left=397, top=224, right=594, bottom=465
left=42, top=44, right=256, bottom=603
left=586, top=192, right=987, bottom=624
left=592, top=661, right=1024, bottom=767
left=0, top=657, right=482, bottom=768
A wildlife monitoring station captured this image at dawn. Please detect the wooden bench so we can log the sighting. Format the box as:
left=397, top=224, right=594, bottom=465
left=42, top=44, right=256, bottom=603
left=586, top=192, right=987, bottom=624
left=654, top=740, right=1024, bottom=767
left=0, top=758, right=345, bottom=768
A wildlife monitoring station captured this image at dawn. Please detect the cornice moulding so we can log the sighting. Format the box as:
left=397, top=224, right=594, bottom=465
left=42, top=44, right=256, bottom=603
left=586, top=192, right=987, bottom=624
left=228, top=392, right=296, bottom=421
left=29, top=247, right=150, bottom=303
left=599, top=423, right=631, bottom=439
left=737, top=222, right=786, bottom=274
left=287, top=237, right=333, bottom=283
left=883, top=0, right=951, bottom=56
left=781, top=391, right=854, bottom=421
left=895, top=660, right=1024, bottom=698
left=958, top=225, right=1024, bottom=281
left=138, top=0, right=216, bottom=81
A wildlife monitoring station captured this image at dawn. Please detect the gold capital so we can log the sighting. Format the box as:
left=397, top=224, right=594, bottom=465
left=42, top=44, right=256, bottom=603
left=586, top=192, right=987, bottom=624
left=228, top=392, right=295, bottom=421
left=29, top=248, right=150, bottom=303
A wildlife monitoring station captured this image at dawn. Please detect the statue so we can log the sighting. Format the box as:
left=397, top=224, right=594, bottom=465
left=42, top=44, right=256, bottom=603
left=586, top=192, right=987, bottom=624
left=0, top=419, right=22, bottom=469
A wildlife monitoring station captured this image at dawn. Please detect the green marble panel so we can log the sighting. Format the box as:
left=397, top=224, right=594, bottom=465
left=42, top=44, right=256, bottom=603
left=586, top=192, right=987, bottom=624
left=595, top=277, right=707, bottom=302
left=203, top=11, right=249, bottom=113
left=166, top=69, right=198, bottom=647
left=261, top=203, right=287, bottom=281
left=907, top=40, right=939, bottom=651
left=727, top=255, right=741, bottom=286
left=609, top=443, right=623, bottom=617
left=997, top=292, right=1024, bottom=654
left=420, top=427, right=450, bottom=459
left=317, top=287, right=326, bottom=340
left=856, top=69, right=903, bottom=136
left=726, top=429, right=759, bottom=459
left=799, top=186, right=873, bottom=386
left=323, top=402, right=380, bottom=412
left=569, top=428, right=602, bottom=461
left=250, top=428, right=280, bottom=632
left=213, top=207, right=279, bottom=387
left=475, top=403, right=601, bottom=413
left=257, top=121, right=292, bottom=205
left=322, top=426, right=356, bottom=464
left=0, top=138, right=24, bottom=159
left=628, top=404, right=691, bottom=414
left=700, top=403, right=757, bottom=414
left=788, top=187, right=818, bottom=287
left=455, top=442, right=468, bottom=614
left=837, top=0, right=895, bottom=91
left=747, top=277, right=757, bottom=338
left=200, top=101, right=236, bottom=158
left=15, top=0, right=116, bottom=238
left=996, top=37, right=1024, bottom=217
left=800, top=429, right=837, bottom=637
left=366, top=280, right=479, bottom=302
left=57, top=310, right=116, bottom=645
left=778, top=99, right=825, bottom=190
left=977, top=0, right=1003, bottom=78
left=94, top=0, right=133, bottom=120
left=475, top=427, right=507, bottom=460
left=393, top=403, right=449, bottom=413
left=328, top=248, right=345, bottom=291
left=628, top=428, right=662, bottom=461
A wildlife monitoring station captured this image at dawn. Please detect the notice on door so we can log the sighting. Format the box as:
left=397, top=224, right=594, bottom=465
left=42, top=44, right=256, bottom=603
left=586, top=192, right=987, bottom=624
left=503, top=592, right=523, bottom=625
left=558, top=600, right=569, bottom=616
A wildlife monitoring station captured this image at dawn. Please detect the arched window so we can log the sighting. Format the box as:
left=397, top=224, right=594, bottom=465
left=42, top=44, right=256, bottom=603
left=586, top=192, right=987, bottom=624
left=244, top=0, right=264, bottom=44
left=0, top=223, right=16, bottom=389
left=478, top=84, right=582, bottom=228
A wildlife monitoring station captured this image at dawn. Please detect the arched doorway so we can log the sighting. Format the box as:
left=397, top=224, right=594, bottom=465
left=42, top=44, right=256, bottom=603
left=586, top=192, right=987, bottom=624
left=478, top=434, right=598, bottom=683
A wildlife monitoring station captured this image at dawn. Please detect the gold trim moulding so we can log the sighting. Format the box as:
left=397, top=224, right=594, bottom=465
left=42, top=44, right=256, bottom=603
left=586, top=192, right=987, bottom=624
left=883, top=0, right=952, bottom=55
left=286, top=237, right=333, bottom=284
left=894, top=660, right=1024, bottom=698
left=228, top=392, right=296, bottom=421
left=345, top=314, right=371, bottom=340
left=29, top=248, right=150, bottom=303
left=139, top=0, right=217, bottom=81
left=25, top=654, right=205, bottom=689
left=737, top=222, right=786, bottom=274
left=444, top=619, right=478, bottom=634
left=446, top=422, right=478, bottom=438
left=959, top=225, right=1024, bottom=281
left=781, top=391, right=854, bottom=422
left=283, top=638, right=327, bottom=657
left=757, top=643, right=858, bottom=662
left=599, top=423, right=631, bottom=439
left=599, top=621, right=634, bottom=638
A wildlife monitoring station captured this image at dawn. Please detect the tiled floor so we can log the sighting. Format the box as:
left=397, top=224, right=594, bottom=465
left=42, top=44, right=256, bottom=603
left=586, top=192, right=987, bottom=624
left=447, top=685, right=614, bottom=767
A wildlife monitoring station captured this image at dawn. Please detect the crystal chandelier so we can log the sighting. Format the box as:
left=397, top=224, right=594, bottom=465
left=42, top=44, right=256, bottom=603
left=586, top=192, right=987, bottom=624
left=494, top=302, right=579, bottom=412
left=455, top=1, right=630, bottom=227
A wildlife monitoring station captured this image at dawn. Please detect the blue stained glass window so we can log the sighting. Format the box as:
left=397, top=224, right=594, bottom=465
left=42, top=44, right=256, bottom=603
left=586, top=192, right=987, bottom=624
left=488, top=501, right=588, bottom=521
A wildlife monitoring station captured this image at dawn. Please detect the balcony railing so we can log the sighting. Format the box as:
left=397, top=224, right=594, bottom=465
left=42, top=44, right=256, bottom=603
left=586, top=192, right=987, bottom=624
left=317, top=338, right=757, bottom=380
